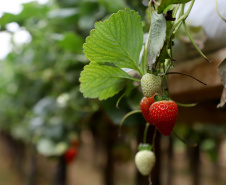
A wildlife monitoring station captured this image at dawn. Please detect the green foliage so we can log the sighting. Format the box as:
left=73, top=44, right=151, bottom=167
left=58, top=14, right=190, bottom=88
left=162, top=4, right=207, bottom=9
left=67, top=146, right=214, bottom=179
left=1, top=0, right=212, bottom=160
left=80, top=63, right=136, bottom=100
left=83, top=8, right=143, bottom=71
left=158, top=0, right=192, bottom=13
left=58, top=32, right=84, bottom=53
left=0, top=2, right=49, bottom=29
left=146, top=9, right=166, bottom=68
left=98, top=0, right=128, bottom=13
left=48, top=8, right=79, bottom=19
left=80, top=8, right=144, bottom=100
left=0, top=0, right=106, bottom=155
left=0, top=0, right=148, bottom=157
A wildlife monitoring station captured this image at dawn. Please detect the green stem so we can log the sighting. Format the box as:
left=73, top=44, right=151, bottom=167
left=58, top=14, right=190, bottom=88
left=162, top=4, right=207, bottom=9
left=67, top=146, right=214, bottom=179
left=116, top=85, right=140, bottom=108
left=182, top=5, right=211, bottom=63
left=175, top=101, right=197, bottom=107
left=165, top=60, right=173, bottom=74
left=119, top=110, right=142, bottom=136
left=136, top=66, right=145, bottom=76
left=215, top=0, right=226, bottom=22
left=143, top=123, right=150, bottom=143
left=119, top=110, right=142, bottom=128
left=116, top=93, right=126, bottom=109
left=153, top=0, right=160, bottom=6
left=167, top=1, right=195, bottom=41
left=172, top=4, right=180, bottom=18
left=141, top=40, right=148, bottom=74
left=166, top=0, right=196, bottom=58
left=173, top=5, right=183, bottom=34
left=152, top=127, right=157, bottom=152
left=173, top=131, right=197, bottom=147
left=173, top=21, right=182, bottom=35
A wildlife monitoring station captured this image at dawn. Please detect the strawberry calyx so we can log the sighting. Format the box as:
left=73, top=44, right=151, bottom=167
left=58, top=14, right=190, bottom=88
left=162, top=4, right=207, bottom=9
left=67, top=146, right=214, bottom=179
left=153, top=94, right=169, bottom=101
left=147, top=69, right=159, bottom=76
left=138, top=143, right=152, bottom=151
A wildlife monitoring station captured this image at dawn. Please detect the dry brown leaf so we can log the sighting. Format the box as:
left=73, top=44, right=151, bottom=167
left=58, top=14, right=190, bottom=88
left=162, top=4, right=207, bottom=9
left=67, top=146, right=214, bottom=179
left=217, top=58, right=226, bottom=108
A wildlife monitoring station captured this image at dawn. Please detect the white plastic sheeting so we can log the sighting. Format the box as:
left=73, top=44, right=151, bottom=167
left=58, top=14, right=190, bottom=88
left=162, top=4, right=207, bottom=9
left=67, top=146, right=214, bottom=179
left=173, top=0, right=226, bottom=61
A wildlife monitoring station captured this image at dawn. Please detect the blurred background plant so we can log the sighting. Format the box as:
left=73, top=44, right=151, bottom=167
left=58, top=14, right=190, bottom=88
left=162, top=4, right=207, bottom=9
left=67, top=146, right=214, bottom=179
left=0, top=0, right=226, bottom=185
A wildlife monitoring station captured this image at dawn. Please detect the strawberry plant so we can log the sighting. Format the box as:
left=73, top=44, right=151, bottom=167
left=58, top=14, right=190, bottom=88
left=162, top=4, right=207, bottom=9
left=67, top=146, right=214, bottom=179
left=141, top=74, right=161, bottom=97
left=150, top=100, right=178, bottom=136
left=140, top=93, right=157, bottom=124
left=135, top=146, right=156, bottom=176
left=79, top=0, right=210, bottom=182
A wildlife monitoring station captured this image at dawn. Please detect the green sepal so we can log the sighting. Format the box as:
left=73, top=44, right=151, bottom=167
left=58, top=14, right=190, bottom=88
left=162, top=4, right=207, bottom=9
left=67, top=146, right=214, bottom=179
left=148, top=69, right=159, bottom=76
left=162, top=95, right=169, bottom=100
left=154, top=94, right=169, bottom=101
left=138, top=143, right=152, bottom=151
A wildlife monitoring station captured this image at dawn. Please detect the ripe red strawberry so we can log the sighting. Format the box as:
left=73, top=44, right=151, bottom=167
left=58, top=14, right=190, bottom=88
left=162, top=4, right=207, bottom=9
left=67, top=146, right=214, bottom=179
left=149, top=100, right=178, bottom=136
left=64, top=148, right=77, bottom=164
left=140, top=93, right=157, bottom=124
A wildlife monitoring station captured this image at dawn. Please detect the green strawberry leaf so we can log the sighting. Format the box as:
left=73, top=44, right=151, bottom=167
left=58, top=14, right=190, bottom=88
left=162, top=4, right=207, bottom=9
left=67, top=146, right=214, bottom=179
left=158, top=0, right=192, bottom=14
left=147, top=10, right=166, bottom=68
left=83, top=8, right=143, bottom=73
left=80, top=63, right=139, bottom=100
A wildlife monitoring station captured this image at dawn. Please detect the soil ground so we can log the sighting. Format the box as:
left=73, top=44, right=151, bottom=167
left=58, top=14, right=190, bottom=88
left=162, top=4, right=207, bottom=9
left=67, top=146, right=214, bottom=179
left=1, top=131, right=226, bottom=185
left=0, top=138, right=24, bottom=185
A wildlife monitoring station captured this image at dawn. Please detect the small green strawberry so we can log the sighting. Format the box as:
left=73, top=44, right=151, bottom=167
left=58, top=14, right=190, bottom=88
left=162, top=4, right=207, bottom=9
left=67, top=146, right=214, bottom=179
left=149, top=100, right=178, bottom=136
left=141, top=73, right=161, bottom=98
left=135, top=150, right=156, bottom=176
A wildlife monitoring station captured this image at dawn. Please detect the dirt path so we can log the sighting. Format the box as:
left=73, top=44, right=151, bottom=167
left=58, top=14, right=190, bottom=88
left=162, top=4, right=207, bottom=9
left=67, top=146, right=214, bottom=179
left=0, top=137, right=24, bottom=185
left=1, top=130, right=226, bottom=185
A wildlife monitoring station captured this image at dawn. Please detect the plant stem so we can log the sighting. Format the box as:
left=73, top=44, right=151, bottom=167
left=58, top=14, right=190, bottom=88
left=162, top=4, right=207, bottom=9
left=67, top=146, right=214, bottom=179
left=175, top=101, right=197, bottom=107
left=173, top=5, right=183, bottom=34
left=152, top=128, right=157, bottom=152
left=143, top=123, right=150, bottom=143
left=119, top=110, right=142, bottom=136
left=173, top=131, right=197, bottom=147
left=166, top=72, right=207, bottom=85
left=181, top=4, right=211, bottom=63
left=136, top=66, right=145, bottom=76
left=172, top=4, right=180, bottom=18
left=148, top=174, right=152, bottom=185
left=215, top=0, right=226, bottom=22
left=166, top=0, right=196, bottom=58
left=116, top=84, right=140, bottom=108
left=152, top=0, right=160, bottom=6
left=167, top=0, right=195, bottom=41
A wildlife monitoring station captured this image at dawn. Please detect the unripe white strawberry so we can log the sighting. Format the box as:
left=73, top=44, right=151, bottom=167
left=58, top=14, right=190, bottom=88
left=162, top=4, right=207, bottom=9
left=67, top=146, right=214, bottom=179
left=141, top=73, right=161, bottom=97
left=135, top=150, right=156, bottom=176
